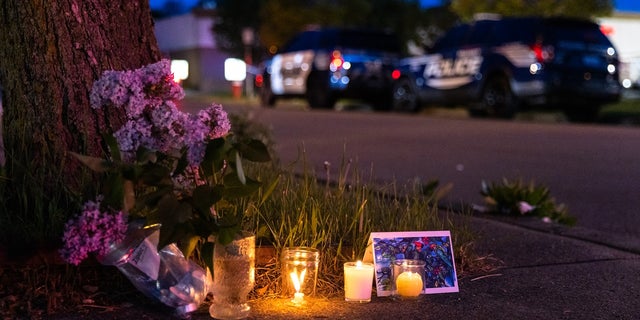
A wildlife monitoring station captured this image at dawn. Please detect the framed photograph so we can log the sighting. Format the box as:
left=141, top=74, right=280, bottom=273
left=365, top=231, right=459, bottom=296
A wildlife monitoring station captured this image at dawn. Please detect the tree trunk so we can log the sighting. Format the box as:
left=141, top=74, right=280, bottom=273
left=0, top=1, right=161, bottom=185
left=0, top=1, right=162, bottom=248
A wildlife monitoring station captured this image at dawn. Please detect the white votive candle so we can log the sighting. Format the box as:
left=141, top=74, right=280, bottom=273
left=344, top=261, right=374, bottom=302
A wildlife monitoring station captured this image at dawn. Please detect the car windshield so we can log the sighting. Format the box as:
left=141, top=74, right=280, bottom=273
left=333, top=30, right=400, bottom=53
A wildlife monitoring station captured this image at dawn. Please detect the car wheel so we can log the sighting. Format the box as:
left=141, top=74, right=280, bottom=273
left=306, top=75, right=335, bottom=109
left=474, top=76, right=517, bottom=119
left=260, top=85, right=276, bottom=108
left=563, top=105, right=601, bottom=123
left=392, top=77, right=419, bottom=112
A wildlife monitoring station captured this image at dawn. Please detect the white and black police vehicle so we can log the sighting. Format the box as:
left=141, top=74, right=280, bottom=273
left=260, top=27, right=401, bottom=110
left=392, top=15, right=622, bottom=121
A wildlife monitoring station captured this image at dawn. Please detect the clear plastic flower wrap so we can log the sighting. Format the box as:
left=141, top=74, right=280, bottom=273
left=98, top=221, right=212, bottom=317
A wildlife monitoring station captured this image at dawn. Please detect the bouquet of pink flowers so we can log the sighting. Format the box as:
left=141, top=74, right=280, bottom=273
left=60, top=59, right=270, bottom=266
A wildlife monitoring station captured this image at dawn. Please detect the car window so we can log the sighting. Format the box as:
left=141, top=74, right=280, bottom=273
left=432, top=24, right=471, bottom=51
left=494, top=18, right=538, bottom=44
left=335, top=30, right=401, bottom=53
left=466, top=20, right=496, bottom=46
left=543, top=19, right=611, bottom=45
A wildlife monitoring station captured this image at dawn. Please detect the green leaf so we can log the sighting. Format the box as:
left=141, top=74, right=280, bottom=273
left=260, top=175, right=280, bottom=206
left=234, top=139, right=271, bottom=162
left=102, top=172, right=124, bottom=210
left=201, top=241, right=215, bottom=272
left=202, top=138, right=228, bottom=176
left=173, top=150, right=190, bottom=176
left=103, top=133, right=122, bottom=162
left=235, top=151, right=246, bottom=185
left=158, top=221, right=193, bottom=252
left=69, top=152, right=110, bottom=172
left=140, top=163, right=172, bottom=186
left=179, top=235, right=200, bottom=259
left=136, top=186, right=173, bottom=209
left=192, top=185, right=224, bottom=214
left=135, top=147, right=158, bottom=164
left=216, top=225, right=242, bottom=245
left=222, top=174, right=261, bottom=199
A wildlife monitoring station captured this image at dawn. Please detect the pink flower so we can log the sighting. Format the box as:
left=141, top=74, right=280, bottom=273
left=60, top=197, right=128, bottom=265
left=517, top=201, right=535, bottom=215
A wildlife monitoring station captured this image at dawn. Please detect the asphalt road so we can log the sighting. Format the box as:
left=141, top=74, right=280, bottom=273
left=181, top=97, right=640, bottom=253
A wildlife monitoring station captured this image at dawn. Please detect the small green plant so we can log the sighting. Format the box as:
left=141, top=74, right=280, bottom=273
left=480, top=178, right=576, bottom=225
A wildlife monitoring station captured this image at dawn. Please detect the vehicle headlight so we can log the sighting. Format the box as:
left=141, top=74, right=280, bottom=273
left=529, top=63, right=542, bottom=74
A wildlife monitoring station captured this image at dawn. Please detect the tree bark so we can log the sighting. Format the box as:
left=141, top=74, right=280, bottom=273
left=0, top=0, right=161, bottom=187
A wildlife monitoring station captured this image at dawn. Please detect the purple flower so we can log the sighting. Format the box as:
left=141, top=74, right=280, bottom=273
left=198, top=103, right=231, bottom=140
left=60, top=197, right=128, bottom=265
left=89, top=59, right=184, bottom=114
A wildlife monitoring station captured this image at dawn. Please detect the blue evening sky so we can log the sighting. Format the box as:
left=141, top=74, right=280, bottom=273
left=150, top=0, right=640, bottom=14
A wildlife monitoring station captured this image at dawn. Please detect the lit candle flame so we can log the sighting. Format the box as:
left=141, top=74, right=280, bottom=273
left=289, top=268, right=307, bottom=303
left=290, top=269, right=306, bottom=292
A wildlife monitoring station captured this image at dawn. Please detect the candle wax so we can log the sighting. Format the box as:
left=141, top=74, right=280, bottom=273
left=395, top=271, right=423, bottom=297
left=292, top=292, right=304, bottom=304
left=344, top=261, right=374, bottom=302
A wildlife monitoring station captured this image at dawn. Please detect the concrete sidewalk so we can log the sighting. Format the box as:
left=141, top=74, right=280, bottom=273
left=240, top=215, right=640, bottom=320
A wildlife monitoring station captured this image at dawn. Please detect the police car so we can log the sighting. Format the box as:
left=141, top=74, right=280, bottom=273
left=260, top=27, right=401, bottom=110
left=392, top=16, right=622, bottom=121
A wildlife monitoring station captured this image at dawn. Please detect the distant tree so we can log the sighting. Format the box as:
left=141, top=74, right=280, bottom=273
left=258, top=0, right=346, bottom=54
left=451, top=0, right=613, bottom=21
left=212, top=0, right=266, bottom=58
left=210, top=0, right=452, bottom=59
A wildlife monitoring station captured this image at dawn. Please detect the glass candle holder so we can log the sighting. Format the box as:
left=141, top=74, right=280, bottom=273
left=344, top=261, right=374, bottom=303
left=209, top=231, right=255, bottom=320
left=281, top=247, right=319, bottom=303
left=392, top=259, right=426, bottom=299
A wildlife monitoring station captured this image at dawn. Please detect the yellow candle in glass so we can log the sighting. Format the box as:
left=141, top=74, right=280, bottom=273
left=395, top=271, right=423, bottom=297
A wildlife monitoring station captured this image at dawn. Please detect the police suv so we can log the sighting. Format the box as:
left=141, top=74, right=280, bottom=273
left=392, top=16, right=622, bottom=121
left=260, top=27, right=401, bottom=110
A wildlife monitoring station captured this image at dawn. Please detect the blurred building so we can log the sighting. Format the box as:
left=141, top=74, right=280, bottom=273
left=599, top=12, right=640, bottom=88
left=154, top=10, right=232, bottom=93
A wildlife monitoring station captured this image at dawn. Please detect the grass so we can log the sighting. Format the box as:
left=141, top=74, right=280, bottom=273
left=229, top=147, right=479, bottom=299
left=599, top=95, right=640, bottom=124
left=0, top=116, right=91, bottom=255
left=480, top=178, right=576, bottom=225
left=0, top=107, right=486, bottom=318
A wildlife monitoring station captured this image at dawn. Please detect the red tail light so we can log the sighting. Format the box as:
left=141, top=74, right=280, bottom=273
left=392, top=69, right=401, bottom=80
left=531, top=43, right=554, bottom=62
left=330, top=50, right=344, bottom=70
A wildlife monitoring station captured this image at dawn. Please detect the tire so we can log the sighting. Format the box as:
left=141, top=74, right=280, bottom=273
left=259, top=85, right=276, bottom=108
left=306, top=74, right=335, bottom=109
left=472, top=76, right=517, bottom=119
left=392, top=77, right=419, bottom=112
left=563, top=105, right=601, bottom=123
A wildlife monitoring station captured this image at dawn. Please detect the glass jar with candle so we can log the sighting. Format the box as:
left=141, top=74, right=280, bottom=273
left=281, top=247, right=319, bottom=303
left=392, top=259, right=426, bottom=299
